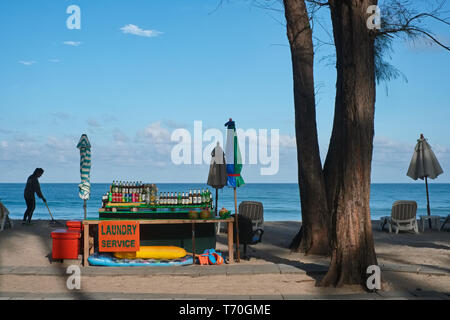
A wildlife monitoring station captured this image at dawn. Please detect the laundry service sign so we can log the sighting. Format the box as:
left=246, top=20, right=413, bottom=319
left=99, top=221, right=140, bottom=252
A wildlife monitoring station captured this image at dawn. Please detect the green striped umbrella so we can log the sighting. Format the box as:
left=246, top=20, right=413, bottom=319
left=77, top=134, right=91, bottom=219
left=224, top=118, right=244, bottom=262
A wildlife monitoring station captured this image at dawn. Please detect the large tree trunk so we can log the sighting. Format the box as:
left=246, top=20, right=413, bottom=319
left=283, top=0, right=331, bottom=256
left=320, top=0, right=378, bottom=287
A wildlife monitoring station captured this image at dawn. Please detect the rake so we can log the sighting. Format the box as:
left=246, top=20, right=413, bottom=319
left=44, top=201, right=64, bottom=227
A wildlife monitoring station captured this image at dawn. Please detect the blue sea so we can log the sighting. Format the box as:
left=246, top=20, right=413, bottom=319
left=0, top=183, right=449, bottom=222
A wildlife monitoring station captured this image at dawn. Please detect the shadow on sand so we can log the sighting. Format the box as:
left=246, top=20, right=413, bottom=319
left=0, top=219, right=90, bottom=299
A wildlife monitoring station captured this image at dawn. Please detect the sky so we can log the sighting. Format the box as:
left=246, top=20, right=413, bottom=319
left=0, top=0, right=449, bottom=183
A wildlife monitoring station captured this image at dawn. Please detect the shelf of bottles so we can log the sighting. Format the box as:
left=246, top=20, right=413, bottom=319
left=101, top=181, right=213, bottom=213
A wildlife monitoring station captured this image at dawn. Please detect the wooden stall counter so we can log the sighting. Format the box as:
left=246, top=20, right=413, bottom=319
left=82, top=217, right=235, bottom=266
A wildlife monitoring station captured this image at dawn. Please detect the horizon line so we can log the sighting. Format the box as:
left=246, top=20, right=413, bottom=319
left=1, top=182, right=450, bottom=184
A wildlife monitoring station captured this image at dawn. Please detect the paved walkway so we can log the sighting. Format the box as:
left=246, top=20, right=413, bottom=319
left=0, top=290, right=448, bottom=300
left=1, top=262, right=449, bottom=300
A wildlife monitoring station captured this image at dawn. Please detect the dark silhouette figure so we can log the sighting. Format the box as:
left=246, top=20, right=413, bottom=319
left=23, top=168, right=46, bottom=224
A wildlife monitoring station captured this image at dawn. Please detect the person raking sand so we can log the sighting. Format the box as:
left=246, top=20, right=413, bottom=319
left=22, top=168, right=46, bottom=225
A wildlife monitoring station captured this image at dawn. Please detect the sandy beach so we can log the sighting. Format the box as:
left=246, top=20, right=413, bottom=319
left=0, top=219, right=449, bottom=299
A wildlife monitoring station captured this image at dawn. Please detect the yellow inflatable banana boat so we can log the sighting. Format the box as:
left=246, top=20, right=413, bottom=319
left=114, top=246, right=187, bottom=260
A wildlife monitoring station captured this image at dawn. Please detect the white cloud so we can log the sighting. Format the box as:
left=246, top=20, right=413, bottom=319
left=135, top=122, right=174, bottom=158
left=138, top=121, right=171, bottom=144
left=120, top=24, right=163, bottom=37
left=51, top=112, right=73, bottom=120
left=0, top=134, right=67, bottom=162
left=0, top=128, right=13, bottom=134
left=18, top=61, right=36, bottom=66
left=62, top=41, right=82, bottom=46
left=87, top=119, right=101, bottom=128
left=279, top=134, right=297, bottom=148
left=112, top=129, right=129, bottom=146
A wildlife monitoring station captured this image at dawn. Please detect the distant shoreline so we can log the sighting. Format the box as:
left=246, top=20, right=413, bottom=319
left=2, top=182, right=450, bottom=185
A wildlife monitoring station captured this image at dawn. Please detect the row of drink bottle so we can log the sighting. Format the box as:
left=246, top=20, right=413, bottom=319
left=107, top=181, right=213, bottom=206
left=156, top=190, right=213, bottom=206
left=109, top=181, right=148, bottom=194
left=108, top=181, right=155, bottom=203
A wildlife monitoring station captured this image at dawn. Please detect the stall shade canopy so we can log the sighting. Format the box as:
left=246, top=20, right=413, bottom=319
left=207, top=142, right=227, bottom=215
left=207, top=142, right=227, bottom=189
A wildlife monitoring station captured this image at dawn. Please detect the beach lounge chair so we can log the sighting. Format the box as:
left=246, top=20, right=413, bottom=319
left=380, top=200, right=419, bottom=234
left=0, top=202, right=13, bottom=231
left=233, top=201, right=264, bottom=259
left=440, top=214, right=450, bottom=231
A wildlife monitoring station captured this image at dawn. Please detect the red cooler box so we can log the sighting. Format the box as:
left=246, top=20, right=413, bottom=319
left=66, top=220, right=83, bottom=231
left=51, top=229, right=81, bottom=260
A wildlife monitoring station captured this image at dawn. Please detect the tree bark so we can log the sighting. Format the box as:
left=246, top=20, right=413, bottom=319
left=283, top=0, right=331, bottom=256
left=320, top=0, right=378, bottom=287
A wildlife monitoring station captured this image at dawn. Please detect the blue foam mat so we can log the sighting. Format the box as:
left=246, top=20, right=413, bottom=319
left=88, top=252, right=193, bottom=266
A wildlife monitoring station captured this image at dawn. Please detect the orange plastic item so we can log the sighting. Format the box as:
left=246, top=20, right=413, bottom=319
left=51, top=229, right=81, bottom=260
left=213, top=253, right=224, bottom=265
left=197, top=253, right=224, bottom=265
left=197, top=254, right=210, bottom=265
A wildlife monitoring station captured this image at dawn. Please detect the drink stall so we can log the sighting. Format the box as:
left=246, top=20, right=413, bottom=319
left=81, top=181, right=234, bottom=266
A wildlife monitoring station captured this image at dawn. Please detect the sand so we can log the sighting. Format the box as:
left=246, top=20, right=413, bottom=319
left=0, top=219, right=449, bottom=298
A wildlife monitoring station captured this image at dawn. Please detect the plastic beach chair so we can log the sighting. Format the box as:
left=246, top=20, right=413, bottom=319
left=380, top=200, right=419, bottom=234
left=233, top=201, right=264, bottom=259
left=440, top=214, right=450, bottom=231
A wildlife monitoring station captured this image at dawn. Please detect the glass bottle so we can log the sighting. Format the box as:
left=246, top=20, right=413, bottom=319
left=192, top=190, right=197, bottom=205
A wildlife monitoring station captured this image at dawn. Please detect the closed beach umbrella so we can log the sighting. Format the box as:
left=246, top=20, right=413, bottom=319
left=407, top=134, right=443, bottom=227
left=77, top=134, right=91, bottom=219
left=207, top=142, right=227, bottom=215
left=224, top=118, right=245, bottom=262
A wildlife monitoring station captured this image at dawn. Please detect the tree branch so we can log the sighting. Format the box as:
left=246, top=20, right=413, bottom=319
left=377, top=0, right=450, bottom=51
left=306, top=0, right=329, bottom=7
left=379, top=27, right=450, bottom=51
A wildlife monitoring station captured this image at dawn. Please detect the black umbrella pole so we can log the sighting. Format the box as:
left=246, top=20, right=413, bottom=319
left=215, top=189, right=218, bottom=216
left=425, top=177, right=432, bottom=229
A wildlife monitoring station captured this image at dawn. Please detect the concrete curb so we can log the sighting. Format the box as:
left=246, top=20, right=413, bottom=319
left=379, top=263, right=450, bottom=276
left=0, top=264, right=309, bottom=277
left=1, top=262, right=448, bottom=277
